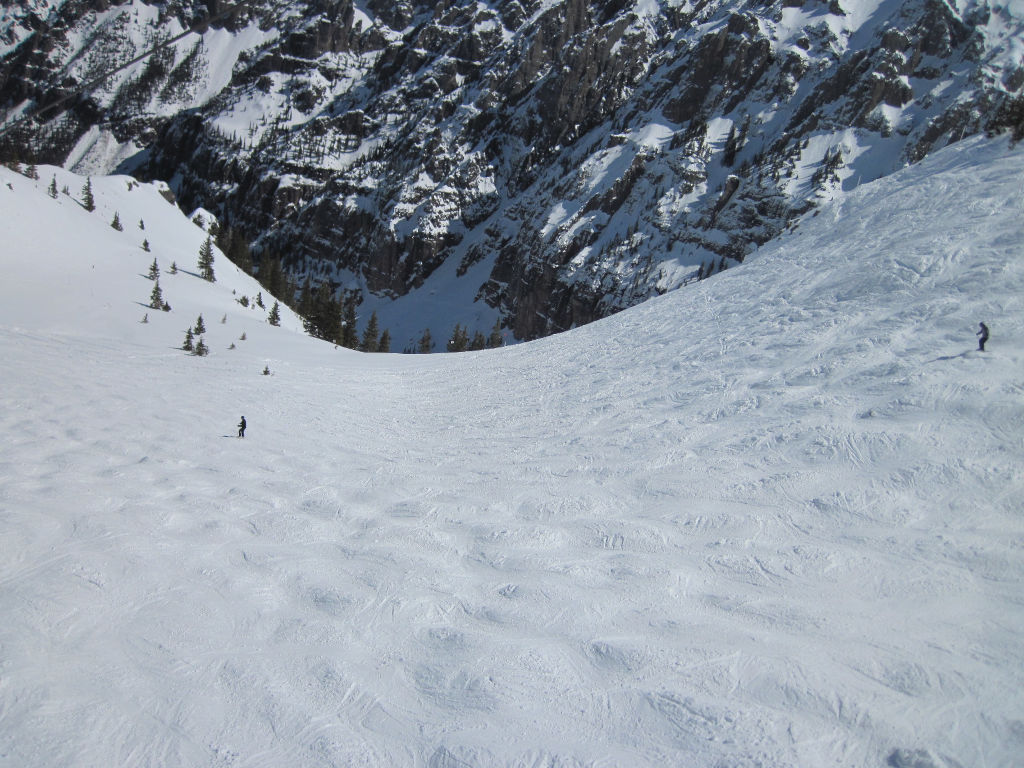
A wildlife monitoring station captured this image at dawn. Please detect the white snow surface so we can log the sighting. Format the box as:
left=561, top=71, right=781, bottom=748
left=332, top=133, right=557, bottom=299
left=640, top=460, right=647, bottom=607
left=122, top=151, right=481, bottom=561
left=1, top=136, right=1023, bottom=767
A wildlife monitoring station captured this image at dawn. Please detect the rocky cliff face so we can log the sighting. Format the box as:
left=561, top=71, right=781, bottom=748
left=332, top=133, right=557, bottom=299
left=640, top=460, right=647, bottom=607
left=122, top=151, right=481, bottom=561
left=2, top=0, right=1022, bottom=346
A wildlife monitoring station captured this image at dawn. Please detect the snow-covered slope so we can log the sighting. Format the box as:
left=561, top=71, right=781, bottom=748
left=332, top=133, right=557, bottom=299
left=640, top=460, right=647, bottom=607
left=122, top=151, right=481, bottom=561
left=2, top=135, right=1023, bottom=767
left=0, top=171, right=305, bottom=342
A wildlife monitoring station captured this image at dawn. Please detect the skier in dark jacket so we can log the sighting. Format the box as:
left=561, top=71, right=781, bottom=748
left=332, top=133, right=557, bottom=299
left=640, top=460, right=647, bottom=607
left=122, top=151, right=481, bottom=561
left=238, top=416, right=246, bottom=438
left=977, top=322, right=989, bottom=352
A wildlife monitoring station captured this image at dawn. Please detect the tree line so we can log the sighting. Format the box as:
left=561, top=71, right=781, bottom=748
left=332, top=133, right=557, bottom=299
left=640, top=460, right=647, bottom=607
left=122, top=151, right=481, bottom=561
left=215, top=226, right=506, bottom=354
left=11, top=163, right=509, bottom=354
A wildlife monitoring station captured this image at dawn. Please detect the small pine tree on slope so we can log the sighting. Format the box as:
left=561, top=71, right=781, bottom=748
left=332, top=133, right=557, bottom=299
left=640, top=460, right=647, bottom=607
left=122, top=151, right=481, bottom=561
left=361, top=311, right=380, bottom=352
left=448, top=324, right=469, bottom=352
left=81, top=178, right=95, bottom=211
left=198, top=237, right=215, bottom=282
left=341, top=299, right=358, bottom=348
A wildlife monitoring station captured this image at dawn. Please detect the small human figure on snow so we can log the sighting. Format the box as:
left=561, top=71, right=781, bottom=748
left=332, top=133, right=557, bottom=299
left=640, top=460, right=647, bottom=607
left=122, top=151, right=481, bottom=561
left=238, top=416, right=246, bottom=438
left=977, top=322, right=989, bottom=352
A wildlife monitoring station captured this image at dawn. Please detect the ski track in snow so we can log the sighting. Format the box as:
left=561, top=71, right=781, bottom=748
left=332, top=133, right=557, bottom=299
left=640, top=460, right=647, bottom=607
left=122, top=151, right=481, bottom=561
left=1, top=136, right=1024, bottom=766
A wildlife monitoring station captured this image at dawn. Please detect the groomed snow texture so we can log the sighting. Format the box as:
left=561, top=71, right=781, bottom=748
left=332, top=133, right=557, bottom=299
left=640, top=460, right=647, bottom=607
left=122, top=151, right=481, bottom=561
left=1, top=136, right=1023, bottom=767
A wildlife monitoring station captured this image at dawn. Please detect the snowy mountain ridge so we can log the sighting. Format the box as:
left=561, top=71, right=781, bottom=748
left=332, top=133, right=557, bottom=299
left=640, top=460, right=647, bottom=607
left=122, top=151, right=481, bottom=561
left=2, top=0, right=1023, bottom=347
left=2, top=134, right=1023, bottom=765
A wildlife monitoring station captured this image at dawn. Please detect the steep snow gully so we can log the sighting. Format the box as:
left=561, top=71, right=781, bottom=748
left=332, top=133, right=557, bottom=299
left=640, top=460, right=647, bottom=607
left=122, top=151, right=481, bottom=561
left=1, top=135, right=1023, bottom=766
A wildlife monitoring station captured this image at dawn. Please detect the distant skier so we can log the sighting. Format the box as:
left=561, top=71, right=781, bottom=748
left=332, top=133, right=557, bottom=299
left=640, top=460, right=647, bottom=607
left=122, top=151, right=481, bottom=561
left=238, top=416, right=246, bottom=438
left=977, top=322, right=989, bottom=352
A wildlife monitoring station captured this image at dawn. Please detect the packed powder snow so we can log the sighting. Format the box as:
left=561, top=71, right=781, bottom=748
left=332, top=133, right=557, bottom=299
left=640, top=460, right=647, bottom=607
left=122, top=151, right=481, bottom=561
left=1, top=135, right=1022, bottom=766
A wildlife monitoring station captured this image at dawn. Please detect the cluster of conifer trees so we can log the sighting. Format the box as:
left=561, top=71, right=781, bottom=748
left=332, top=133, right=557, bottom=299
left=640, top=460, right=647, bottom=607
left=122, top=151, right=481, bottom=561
left=181, top=314, right=209, bottom=356
left=147, top=256, right=171, bottom=312
left=213, top=224, right=399, bottom=352
left=411, top=321, right=504, bottom=354
left=695, top=258, right=729, bottom=281
left=13, top=161, right=507, bottom=354
left=14, top=163, right=289, bottom=370
left=446, top=322, right=504, bottom=352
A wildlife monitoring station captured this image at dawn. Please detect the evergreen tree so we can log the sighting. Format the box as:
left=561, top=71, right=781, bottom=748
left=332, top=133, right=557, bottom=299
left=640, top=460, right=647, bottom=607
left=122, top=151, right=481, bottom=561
left=262, top=364, right=271, bottom=375
left=142, top=238, right=150, bottom=252
left=303, top=282, right=342, bottom=342
left=418, top=328, right=433, bottom=353
left=255, top=292, right=264, bottom=309
left=169, top=262, right=178, bottom=274
left=111, top=211, right=123, bottom=231
left=194, top=337, right=208, bottom=356
left=47, top=176, right=58, bottom=199
left=81, top=177, right=95, bottom=211
left=149, top=279, right=164, bottom=309
left=182, top=327, right=194, bottom=351
left=469, top=331, right=487, bottom=351
left=148, top=258, right=159, bottom=281
left=378, top=328, right=391, bottom=353
left=24, top=163, right=38, bottom=180
left=193, top=314, right=206, bottom=335
left=198, top=237, right=215, bottom=281
left=267, top=301, right=281, bottom=326
left=361, top=311, right=380, bottom=352
left=139, top=218, right=145, bottom=230
left=341, top=298, right=358, bottom=349
left=487, top=319, right=504, bottom=349
left=448, top=324, right=469, bottom=352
